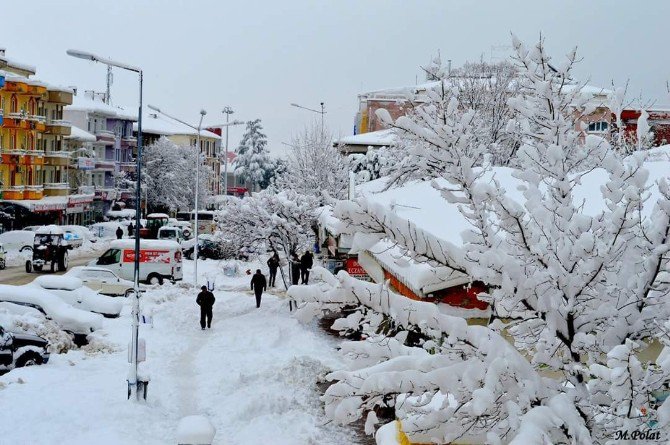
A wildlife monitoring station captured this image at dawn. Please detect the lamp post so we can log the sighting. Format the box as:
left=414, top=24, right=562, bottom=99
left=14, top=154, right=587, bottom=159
left=67, top=49, right=144, bottom=401
left=148, top=105, right=210, bottom=285
left=290, top=101, right=326, bottom=133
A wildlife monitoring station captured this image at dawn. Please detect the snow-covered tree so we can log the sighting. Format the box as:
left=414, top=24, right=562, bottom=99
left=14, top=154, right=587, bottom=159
left=216, top=189, right=318, bottom=261
left=235, top=119, right=273, bottom=191
left=143, top=137, right=211, bottom=212
left=275, top=123, right=349, bottom=201
left=290, top=37, right=670, bottom=443
left=347, top=146, right=395, bottom=184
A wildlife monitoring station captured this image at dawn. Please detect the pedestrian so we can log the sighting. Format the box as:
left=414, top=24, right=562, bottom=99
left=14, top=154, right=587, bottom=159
left=196, top=285, right=215, bottom=329
left=300, top=250, right=314, bottom=284
left=128, top=222, right=134, bottom=237
left=290, top=252, right=301, bottom=285
left=250, top=269, right=267, bottom=308
left=266, top=251, right=279, bottom=287
left=116, top=226, right=123, bottom=240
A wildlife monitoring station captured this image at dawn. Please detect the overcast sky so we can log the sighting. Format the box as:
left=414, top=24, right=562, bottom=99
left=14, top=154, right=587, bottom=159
left=2, top=1, right=667, bottom=155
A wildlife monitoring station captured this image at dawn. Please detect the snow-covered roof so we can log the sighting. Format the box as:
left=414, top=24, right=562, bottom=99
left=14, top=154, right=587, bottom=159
left=65, top=125, right=97, bottom=142
left=35, top=225, right=65, bottom=235
left=137, top=113, right=221, bottom=140
left=336, top=129, right=396, bottom=147
left=66, top=95, right=137, bottom=121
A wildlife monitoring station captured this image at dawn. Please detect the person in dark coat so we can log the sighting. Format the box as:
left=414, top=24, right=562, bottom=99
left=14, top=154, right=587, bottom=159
left=290, top=253, right=301, bottom=285
left=250, top=269, right=267, bottom=308
left=128, top=222, right=134, bottom=237
left=266, top=251, right=280, bottom=287
left=300, top=251, right=314, bottom=284
left=116, top=226, right=123, bottom=239
left=196, top=285, right=215, bottom=329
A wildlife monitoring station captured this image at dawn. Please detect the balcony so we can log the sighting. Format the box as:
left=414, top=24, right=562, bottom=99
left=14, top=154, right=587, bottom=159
left=44, top=151, right=70, bottom=166
left=24, top=185, right=44, bottom=200
left=24, top=151, right=45, bottom=166
left=121, top=136, right=137, bottom=148
left=2, top=115, right=30, bottom=130
left=47, top=90, right=74, bottom=105
left=94, top=159, right=116, bottom=171
left=43, top=182, right=69, bottom=197
left=3, top=186, right=25, bottom=200
left=45, top=120, right=72, bottom=136
left=120, top=161, right=136, bottom=173
left=95, top=129, right=116, bottom=144
left=26, top=114, right=47, bottom=132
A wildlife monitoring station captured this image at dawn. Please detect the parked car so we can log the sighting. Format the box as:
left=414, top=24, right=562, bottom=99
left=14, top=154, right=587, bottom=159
left=0, top=230, right=35, bottom=252
left=65, top=266, right=139, bottom=297
left=169, top=219, right=192, bottom=238
left=0, top=325, right=50, bottom=373
left=0, top=284, right=102, bottom=344
left=25, top=226, right=72, bottom=273
left=89, top=239, right=183, bottom=285
left=30, top=276, right=123, bottom=318
left=183, top=235, right=226, bottom=260
left=157, top=226, right=186, bottom=244
left=0, top=244, right=6, bottom=270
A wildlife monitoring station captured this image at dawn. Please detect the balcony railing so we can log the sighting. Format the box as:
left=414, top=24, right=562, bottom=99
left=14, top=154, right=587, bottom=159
left=45, top=150, right=72, bottom=158
left=25, top=185, right=44, bottom=192
left=6, top=185, right=25, bottom=191
left=43, top=182, right=69, bottom=190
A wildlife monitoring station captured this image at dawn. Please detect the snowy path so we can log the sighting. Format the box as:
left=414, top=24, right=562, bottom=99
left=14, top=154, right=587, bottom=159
left=0, top=260, right=358, bottom=445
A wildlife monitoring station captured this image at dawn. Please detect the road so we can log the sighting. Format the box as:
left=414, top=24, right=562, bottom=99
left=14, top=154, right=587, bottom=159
left=0, top=254, right=99, bottom=285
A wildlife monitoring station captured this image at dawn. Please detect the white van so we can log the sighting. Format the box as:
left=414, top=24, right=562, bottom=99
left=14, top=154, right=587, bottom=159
left=157, top=226, right=185, bottom=244
left=89, top=240, right=183, bottom=285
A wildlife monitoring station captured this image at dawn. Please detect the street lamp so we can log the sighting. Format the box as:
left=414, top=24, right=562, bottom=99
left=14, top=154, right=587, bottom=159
left=67, top=48, right=144, bottom=401
left=210, top=108, right=244, bottom=197
left=148, top=105, right=207, bottom=286
left=291, top=101, right=326, bottom=132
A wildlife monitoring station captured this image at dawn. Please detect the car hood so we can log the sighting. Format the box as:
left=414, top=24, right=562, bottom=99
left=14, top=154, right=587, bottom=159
left=10, top=331, right=48, bottom=346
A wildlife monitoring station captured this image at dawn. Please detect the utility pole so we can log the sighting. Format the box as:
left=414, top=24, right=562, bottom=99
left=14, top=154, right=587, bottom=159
left=106, top=65, right=113, bottom=104
left=222, top=107, right=234, bottom=196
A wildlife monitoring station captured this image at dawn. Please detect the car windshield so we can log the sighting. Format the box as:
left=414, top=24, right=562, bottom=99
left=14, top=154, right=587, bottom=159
left=34, top=234, right=57, bottom=245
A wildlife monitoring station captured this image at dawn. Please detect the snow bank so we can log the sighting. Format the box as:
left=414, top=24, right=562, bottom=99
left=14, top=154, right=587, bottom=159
left=175, top=415, right=216, bottom=445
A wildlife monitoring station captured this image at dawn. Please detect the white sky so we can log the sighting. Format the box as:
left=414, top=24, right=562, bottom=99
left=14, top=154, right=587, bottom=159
left=1, top=0, right=667, bottom=156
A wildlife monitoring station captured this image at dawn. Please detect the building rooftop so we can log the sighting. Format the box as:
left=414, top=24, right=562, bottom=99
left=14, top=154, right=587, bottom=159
left=135, top=112, right=221, bottom=140
left=66, top=94, right=137, bottom=121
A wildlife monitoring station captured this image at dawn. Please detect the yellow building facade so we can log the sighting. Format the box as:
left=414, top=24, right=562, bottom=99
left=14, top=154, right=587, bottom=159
left=0, top=59, right=73, bottom=200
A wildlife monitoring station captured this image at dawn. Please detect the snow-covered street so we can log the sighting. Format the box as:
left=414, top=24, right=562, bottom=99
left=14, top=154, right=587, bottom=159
left=0, top=260, right=357, bottom=445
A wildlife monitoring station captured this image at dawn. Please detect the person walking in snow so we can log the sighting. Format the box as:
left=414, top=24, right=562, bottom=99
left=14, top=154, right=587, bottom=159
left=266, top=251, right=280, bottom=287
left=290, top=252, right=301, bottom=285
left=250, top=269, right=267, bottom=308
left=300, top=250, right=314, bottom=285
left=116, top=226, right=123, bottom=239
left=128, top=222, right=134, bottom=237
left=196, top=285, right=215, bottom=329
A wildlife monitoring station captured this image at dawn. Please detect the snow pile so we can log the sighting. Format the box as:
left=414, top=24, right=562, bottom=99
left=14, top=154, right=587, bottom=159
left=0, top=303, right=75, bottom=353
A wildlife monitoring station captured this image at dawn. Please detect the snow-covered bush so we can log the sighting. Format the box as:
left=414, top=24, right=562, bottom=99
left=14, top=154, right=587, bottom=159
left=295, top=37, right=670, bottom=443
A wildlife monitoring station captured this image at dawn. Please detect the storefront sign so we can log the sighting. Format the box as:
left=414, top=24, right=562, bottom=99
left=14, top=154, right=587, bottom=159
left=33, top=203, right=67, bottom=212
left=66, top=205, right=84, bottom=214
left=346, top=257, right=372, bottom=281
left=78, top=157, right=95, bottom=170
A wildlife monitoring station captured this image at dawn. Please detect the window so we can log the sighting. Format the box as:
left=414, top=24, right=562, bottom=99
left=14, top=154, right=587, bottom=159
left=587, top=121, right=609, bottom=133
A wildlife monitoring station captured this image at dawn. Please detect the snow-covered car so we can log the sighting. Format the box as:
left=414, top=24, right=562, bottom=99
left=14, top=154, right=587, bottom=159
left=89, top=222, right=128, bottom=240
left=65, top=266, right=139, bottom=297
left=157, top=226, right=185, bottom=244
left=0, top=230, right=35, bottom=252
left=30, top=276, right=123, bottom=318
left=62, top=225, right=97, bottom=245
left=0, top=284, right=102, bottom=344
left=169, top=220, right=192, bottom=238
left=0, top=325, right=50, bottom=372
